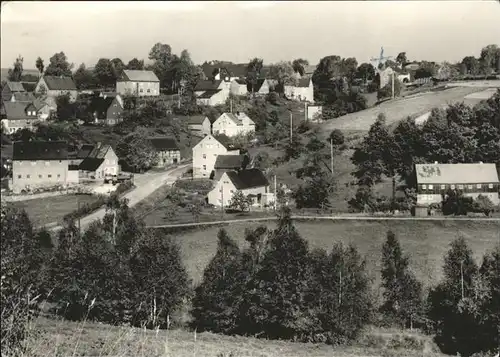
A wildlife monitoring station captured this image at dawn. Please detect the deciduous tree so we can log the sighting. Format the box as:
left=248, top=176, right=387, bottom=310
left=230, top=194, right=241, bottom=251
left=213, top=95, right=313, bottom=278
left=126, top=58, right=145, bottom=70
left=292, top=58, right=309, bottom=76
left=45, top=51, right=73, bottom=77
left=7, top=55, right=24, bottom=82
left=35, top=56, right=44, bottom=77
left=246, top=58, right=264, bottom=94
left=268, top=61, right=296, bottom=94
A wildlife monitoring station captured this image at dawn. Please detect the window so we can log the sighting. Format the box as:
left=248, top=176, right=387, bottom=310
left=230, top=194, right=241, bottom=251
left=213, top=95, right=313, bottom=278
left=57, top=174, right=61, bottom=178
left=451, top=185, right=456, bottom=189
left=48, top=174, right=52, bottom=178
left=203, top=154, right=206, bottom=159
left=17, top=174, right=21, bottom=179
left=489, top=184, right=494, bottom=189
left=140, top=88, right=144, bottom=93
left=458, top=185, right=464, bottom=189
left=26, top=174, right=30, bottom=179
left=230, top=190, right=234, bottom=193
left=422, top=185, right=427, bottom=190
left=38, top=174, right=42, bottom=179
left=441, top=185, right=446, bottom=190
left=203, top=165, right=206, bottom=170
left=477, top=184, right=482, bottom=189
left=147, top=89, right=151, bottom=93
left=467, top=185, right=473, bottom=189
left=45, top=161, right=50, bottom=166
left=428, top=184, right=433, bottom=190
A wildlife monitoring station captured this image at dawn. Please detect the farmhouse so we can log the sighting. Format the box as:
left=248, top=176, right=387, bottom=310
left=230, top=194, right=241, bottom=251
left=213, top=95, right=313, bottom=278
left=201, top=63, right=247, bottom=82
left=194, top=79, right=230, bottom=106
left=188, top=115, right=211, bottom=137
left=414, top=162, right=500, bottom=216
left=2, top=81, right=27, bottom=101
left=247, top=78, right=270, bottom=96
left=90, top=96, right=124, bottom=126
left=213, top=154, right=250, bottom=181
left=0, top=100, right=49, bottom=133
left=207, top=168, right=273, bottom=208
left=11, top=140, right=70, bottom=194
left=35, top=76, right=78, bottom=101
left=116, top=70, right=160, bottom=97
left=230, top=79, right=248, bottom=96
left=212, top=112, right=255, bottom=137
left=78, top=143, right=120, bottom=179
left=148, top=137, right=181, bottom=167
left=192, top=134, right=240, bottom=178
left=284, top=77, right=314, bottom=102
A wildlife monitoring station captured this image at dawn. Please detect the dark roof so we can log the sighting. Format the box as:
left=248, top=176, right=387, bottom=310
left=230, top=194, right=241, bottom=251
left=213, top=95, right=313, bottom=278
left=5, top=81, right=26, bottom=92
left=201, top=63, right=248, bottom=80
left=246, top=78, right=267, bottom=92
left=43, top=76, right=77, bottom=91
left=234, top=79, right=247, bottom=85
left=195, top=80, right=223, bottom=91
left=148, top=137, right=179, bottom=151
left=214, top=154, right=248, bottom=169
left=75, top=144, right=95, bottom=159
left=32, top=98, right=48, bottom=111
left=1, top=102, right=30, bottom=119
left=88, top=143, right=113, bottom=159
left=188, top=115, right=208, bottom=125
left=12, top=92, right=36, bottom=102
left=120, top=70, right=159, bottom=82
left=226, top=169, right=269, bottom=190
left=79, top=157, right=105, bottom=171
left=415, top=163, right=499, bottom=184
left=21, top=82, right=37, bottom=92
left=13, top=141, right=68, bottom=161
left=297, top=78, right=312, bottom=87
left=198, top=89, right=222, bottom=99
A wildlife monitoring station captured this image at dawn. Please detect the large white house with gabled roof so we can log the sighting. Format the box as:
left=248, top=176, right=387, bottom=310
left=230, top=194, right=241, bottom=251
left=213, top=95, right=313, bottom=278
left=116, top=70, right=160, bottom=97
left=192, top=134, right=240, bottom=178
left=212, top=112, right=255, bottom=137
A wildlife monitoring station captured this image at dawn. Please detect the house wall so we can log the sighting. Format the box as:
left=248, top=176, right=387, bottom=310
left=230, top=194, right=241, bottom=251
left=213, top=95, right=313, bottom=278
left=12, top=159, right=69, bottom=193
left=284, top=81, right=314, bottom=102
left=156, top=149, right=181, bottom=167
left=99, top=150, right=119, bottom=177
left=192, top=135, right=239, bottom=178
left=188, top=119, right=211, bottom=136
left=38, top=105, right=51, bottom=120
left=116, top=81, right=160, bottom=97
left=1, top=119, right=36, bottom=134
left=67, top=170, right=79, bottom=184
left=196, top=90, right=228, bottom=106
left=212, top=113, right=255, bottom=137
left=230, top=81, right=248, bottom=96
left=207, top=174, right=270, bottom=207
left=417, top=183, right=500, bottom=206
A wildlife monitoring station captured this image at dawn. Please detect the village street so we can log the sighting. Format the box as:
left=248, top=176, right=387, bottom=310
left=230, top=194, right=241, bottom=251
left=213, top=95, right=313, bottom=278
left=50, top=163, right=190, bottom=233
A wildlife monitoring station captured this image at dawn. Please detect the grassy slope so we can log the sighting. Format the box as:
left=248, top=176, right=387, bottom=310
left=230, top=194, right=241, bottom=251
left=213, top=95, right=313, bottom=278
left=26, top=317, right=445, bottom=357
left=11, top=194, right=99, bottom=226
left=164, top=219, right=500, bottom=291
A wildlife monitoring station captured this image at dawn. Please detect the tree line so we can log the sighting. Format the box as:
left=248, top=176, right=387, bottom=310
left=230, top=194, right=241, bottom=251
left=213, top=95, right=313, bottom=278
left=2, top=197, right=499, bottom=357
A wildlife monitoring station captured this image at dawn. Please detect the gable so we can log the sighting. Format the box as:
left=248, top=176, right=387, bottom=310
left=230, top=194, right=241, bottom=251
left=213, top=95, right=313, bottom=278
left=193, top=134, right=226, bottom=151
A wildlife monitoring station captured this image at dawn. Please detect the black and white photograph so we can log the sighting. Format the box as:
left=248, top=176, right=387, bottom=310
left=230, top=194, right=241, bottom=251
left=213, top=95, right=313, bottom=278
left=1, top=1, right=499, bottom=356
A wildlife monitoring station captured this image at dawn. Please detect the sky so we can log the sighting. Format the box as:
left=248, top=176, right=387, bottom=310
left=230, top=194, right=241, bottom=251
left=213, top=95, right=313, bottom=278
left=1, top=1, right=500, bottom=70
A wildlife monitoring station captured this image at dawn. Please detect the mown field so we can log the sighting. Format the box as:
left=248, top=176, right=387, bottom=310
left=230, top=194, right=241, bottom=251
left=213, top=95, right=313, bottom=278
left=25, top=316, right=446, bottom=357
left=163, top=219, right=500, bottom=293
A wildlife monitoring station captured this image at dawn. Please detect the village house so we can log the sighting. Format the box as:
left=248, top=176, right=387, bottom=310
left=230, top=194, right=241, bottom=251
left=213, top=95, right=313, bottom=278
left=69, top=144, right=94, bottom=166
left=194, top=79, right=230, bottom=106
left=2, top=81, right=27, bottom=101
left=230, top=79, right=248, bottom=96
left=414, top=162, right=500, bottom=216
left=284, top=77, right=314, bottom=102
left=201, top=63, right=248, bottom=82
left=148, top=137, right=181, bottom=167
left=116, top=70, right=160, bottom=97
left=192, top=134, right=240, bottom=178
left=207, top=168, right=273, bottom=208
left=90, top=96, right=124, bottom=126
left=35, top=76, right=78, bottom=101
left=11, top=140, right=71, bottom=194
left=0, top=101, right=49, bottom=133
left=213, top=154, right=250, bottom=181
left=212, top=112, right=256, bottom=137
left=78, top=143, right=120, bottom=180
left=188, top=115, right=211, bottom=137
left=247, top=78, right=270, bottom=96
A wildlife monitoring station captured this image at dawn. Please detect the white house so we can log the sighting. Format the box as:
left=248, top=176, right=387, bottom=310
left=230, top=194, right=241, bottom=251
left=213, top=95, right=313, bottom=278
left=192, top=134, right=240, bottom=178
left=207, top=168, right=274, bottom=208
left=34, top=76, right=78, bottom=101
left=284, top=78, right=314, bottom=102
left=230, top=79, right=248, bottom=96
left=212, top=112, right=255, bottom=137
left=194, top=80, right=230, bottom=106
left=116, top=70, right=160, bottom=97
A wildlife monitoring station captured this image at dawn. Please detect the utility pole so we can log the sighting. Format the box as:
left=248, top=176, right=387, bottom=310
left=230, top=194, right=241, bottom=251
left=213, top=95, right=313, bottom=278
left=77, top=200, right=81, bottom=236
left=230, top=99, right=233, bottom=114
left=289, top=111, right=293, bottom=143
left=274, top=175, right=277, bottom=211
left=177, top=87, right=181, bottom=109
left=304, top=102, right=307, bottom=122
left=391, top=72, right=395, bottom=99
left=460, top=260, right=465, bottom=299
left=330, top=139, right=334, bottom=176
left=339, top=270, right=342, bottom=305
left=221, top=183, right=224, bottom=219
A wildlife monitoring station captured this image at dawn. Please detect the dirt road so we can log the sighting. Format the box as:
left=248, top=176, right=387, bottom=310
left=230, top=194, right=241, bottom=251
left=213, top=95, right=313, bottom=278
left=50, top=164, right=190, bottom=233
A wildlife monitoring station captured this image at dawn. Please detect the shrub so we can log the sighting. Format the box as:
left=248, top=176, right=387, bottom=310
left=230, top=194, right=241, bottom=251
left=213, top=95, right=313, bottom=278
left=265, top=92, right=279, bottom=105
left=174, top=179, right=214, bottom=194
left=472, top=195, right=495, bottom=216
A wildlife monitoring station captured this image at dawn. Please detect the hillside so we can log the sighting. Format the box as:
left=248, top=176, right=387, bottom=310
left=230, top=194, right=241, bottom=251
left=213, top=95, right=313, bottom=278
left=26, top=317, right=446, bottom=357
left=161, top=219, right=500, bottom=293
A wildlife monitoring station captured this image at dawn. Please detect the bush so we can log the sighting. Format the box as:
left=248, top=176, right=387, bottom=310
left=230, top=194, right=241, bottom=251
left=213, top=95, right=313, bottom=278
left=442, top=189, right=474, bottom=216
left=174, top=179, right=214, bottom=194
left=472, top=195, right=495, bottom=216
left=265, top=92, right=279, bottom=105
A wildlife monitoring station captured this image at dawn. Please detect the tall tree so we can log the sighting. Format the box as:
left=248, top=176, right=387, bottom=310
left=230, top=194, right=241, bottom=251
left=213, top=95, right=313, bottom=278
left=380, top=231, right=423, bottom=328
left=44, top=51, right=73, bottom=77
left=480, top=44, right=500, bottom=73
left=116, top=127, right=159, bottom=172
left=396, top=52, right=408, bottom=67
left=73, top=63, right=96, bottom=90
left=110, top=58, right=125, bottom=80
left=7, top=55, right=24, bottom=82
left=93, top=58, right=115, bottom=89
left=461, top=56, right=480, bottom=75
left=292, top=58, right=309, bottom=76
left=191, top=229, right=243, bottom=333
left=268, top=61, right=296, bottom=94
left=35, top=57, right=45, bottom=77
left=246, top=57, right=264, bottom=94
left=355, top=63, right=376, bottom=84
left=149, top=42, right=174, bottom=90
left=126, top=58, right=145, bottom=70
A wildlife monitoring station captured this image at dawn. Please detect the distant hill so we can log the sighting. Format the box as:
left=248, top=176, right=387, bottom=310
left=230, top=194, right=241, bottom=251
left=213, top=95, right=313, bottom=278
left=1, top=68, right=40, bottom=82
